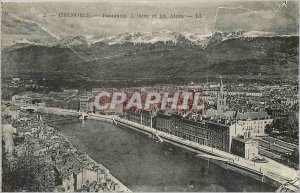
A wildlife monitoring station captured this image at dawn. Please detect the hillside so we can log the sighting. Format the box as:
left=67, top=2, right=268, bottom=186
left=2, top=33, right=298, bottom=88
left=2, top=12, right=58, bottom=48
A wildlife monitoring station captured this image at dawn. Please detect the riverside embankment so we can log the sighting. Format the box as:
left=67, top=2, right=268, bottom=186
left=86, top=113, right=298, bottom=191
left=34, top=107, right=298, bottom=191
left=115, top=118, right=298, bottom=190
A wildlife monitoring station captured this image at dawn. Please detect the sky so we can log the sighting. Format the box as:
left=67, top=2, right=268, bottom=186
left=1, top=0, right=299, bottom=45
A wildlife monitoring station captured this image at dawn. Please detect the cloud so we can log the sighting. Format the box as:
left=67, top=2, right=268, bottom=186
left=2, top=0, right=298, bottom=48
left=2, top=12, right=58, bottom=47
left=214, top=1, right=298, bottom=34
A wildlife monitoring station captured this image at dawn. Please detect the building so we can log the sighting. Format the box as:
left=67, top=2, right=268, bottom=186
left=231, top=132, right=259, bottom=160
left=172, top=115, right=208, bottom=145
left=124, top=109, right=157, bottom=128
left=79, top=96, right=92, bottom=113
left=155, top=112, right=174, bottom=133
left=155, top=111, right=244, bottom=153
left=50, top=148, right=108, bottom=192
left=124, top=102, right=266, bottom=154
left=206, top=110, right=273, bottom=137
left=93, top=102, right=124, bottom=115
left=227, top=91, right=263, bottom=97
left=74, top=167, right=101, bottom=191
left=206, top=120, right=244, bottom=152
left=11, top=94, right=33, bottom=109
left=11, top=113, right=124, bottom=192
left=235, top=111, right=273, bottom=136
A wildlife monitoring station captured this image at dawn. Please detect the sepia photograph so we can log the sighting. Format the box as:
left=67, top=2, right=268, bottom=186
left=1, top=0, right=299, bottom=192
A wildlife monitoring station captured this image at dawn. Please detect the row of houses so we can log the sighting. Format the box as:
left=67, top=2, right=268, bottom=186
left=123, top=109, right=260, bottom=160
left=12, top=115, right=127, bottom=192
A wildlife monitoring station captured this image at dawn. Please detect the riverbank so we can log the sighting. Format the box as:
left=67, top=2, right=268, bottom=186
left=3, top=109, right=131, bottom=192
left=31, top=107, right=298, bottom=191
left=57, top=129, right=131, bottom=192
left=86, top=114, right=298, bottom=191
left=57, top=119, right=275, bottom=192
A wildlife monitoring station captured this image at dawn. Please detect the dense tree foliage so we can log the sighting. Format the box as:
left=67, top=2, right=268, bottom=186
left=271, top=112, right=299, bottom=143
left=2, top=140, right=55, bottom=192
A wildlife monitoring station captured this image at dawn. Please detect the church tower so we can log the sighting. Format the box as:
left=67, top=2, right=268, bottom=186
left=217, top=77, right=226, bottom=111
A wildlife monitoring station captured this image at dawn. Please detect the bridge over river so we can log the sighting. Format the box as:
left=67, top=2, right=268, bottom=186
left=32, top=112, right=79, bottom=124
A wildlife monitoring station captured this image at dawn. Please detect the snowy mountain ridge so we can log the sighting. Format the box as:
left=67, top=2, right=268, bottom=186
left=4, top=30, right=297, bottom=50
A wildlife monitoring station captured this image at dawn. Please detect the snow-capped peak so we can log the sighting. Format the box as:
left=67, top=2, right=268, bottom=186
left=242, top=31, right=276, bottom=37
left=4, top=30, right=296, bottom=51
left=58, top=36, right=91, bottom=48
left=93, top=31, right=210, bottom=46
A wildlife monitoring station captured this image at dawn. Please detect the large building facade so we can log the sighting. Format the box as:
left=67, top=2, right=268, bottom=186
left=173, top=115, right=208, bottom=145
left=124, top=109, right=155, bottom=128
left=205, top=121, right=243, bottom=152
left=125, top=110, right=244, bottom=153
left=236, top=111, right=273, bottom=136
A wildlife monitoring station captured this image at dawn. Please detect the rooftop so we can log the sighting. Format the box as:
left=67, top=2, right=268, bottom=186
left=233, top=135, right=257, bottom=143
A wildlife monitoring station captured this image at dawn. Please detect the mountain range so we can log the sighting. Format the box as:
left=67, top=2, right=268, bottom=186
left=4, top=29, right=283, bottom=50
left=2, top=31, right=298, bottom=88
left=2, top=11, right=299, bottom=88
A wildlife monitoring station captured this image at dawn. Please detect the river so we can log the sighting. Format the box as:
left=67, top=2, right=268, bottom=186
left=55, top=119, right=276, bottom=192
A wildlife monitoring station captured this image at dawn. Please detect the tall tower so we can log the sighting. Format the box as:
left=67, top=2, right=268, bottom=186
left=217, top=77, right=226, bottom=111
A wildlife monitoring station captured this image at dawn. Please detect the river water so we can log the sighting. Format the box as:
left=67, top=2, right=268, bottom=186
left=56, top=119, right=276, bottom=192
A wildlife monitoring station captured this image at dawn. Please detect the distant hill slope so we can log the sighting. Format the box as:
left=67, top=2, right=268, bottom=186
left=2, top=33, right=298, bottom=86
left=2, top=12, right=58, bottom=49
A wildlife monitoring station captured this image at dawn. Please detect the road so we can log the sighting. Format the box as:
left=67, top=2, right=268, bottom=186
left=112, top=117, right=298, bottom=186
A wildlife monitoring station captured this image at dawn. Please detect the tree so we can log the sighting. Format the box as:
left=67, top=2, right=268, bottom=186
left=2, top=141, right=55, bottom=192
left=290, top=148, right=299, bottom=163
left=272, top=112, right=299, bottom=141
left=265, top=124, right=273, bottom=135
